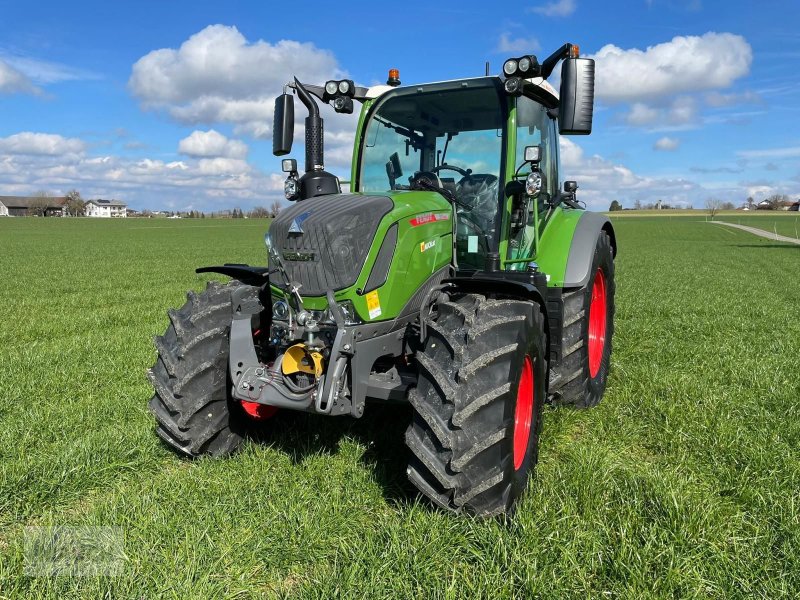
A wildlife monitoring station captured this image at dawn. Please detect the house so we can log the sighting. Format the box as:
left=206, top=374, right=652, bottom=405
left=85, top=199, right=127, bottom=218
left=0, top=195, right=67, bottom=216
left=0, top=200, right=8, bottom=217
left=791, top=201, right=799, bottom=212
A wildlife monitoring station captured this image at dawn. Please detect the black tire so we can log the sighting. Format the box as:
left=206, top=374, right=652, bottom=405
left=405, top=293, right=547, bottom=517
left=148, top=281, right=253, bottom=458
left=549, top=231, right=615, bottom=408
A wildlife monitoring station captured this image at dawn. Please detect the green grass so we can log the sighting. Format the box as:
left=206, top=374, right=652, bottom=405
left=715, top=212, right=800, bottom=240
left=1, top=217, right=799, bottom=598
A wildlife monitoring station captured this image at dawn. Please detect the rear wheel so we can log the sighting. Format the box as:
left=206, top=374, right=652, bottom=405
left=148, top=281, right=273, bottom=458
left=405, top=293, right=547, bottom=517
left=549, top=231, right=615, bottom=408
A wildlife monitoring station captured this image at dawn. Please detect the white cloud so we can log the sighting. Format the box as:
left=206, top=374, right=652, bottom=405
left=0, top=59, right=39, bottom=95
left=129, top=25, right=346, bottom=138
left=560, top=138, right=705, bottom=208
left=705, top=90, right=762, bottom=107
left=624, top=103, right=661, bottom=126
left=623, top=96, right=697, bottom=127
left=654, top=136, right=680, bottom=151
left=0, top=130, right=286, bottom=211
left=667, top=96, right=696, bottom=124
left=0, top=54, right=99, bottom=84
left=178, top=129, right=248, bottom=159
left=530, top=0, right=576, bottom=17
left=591, top=33, right=752, bottom=103
left=0, top=132, right=85, bottom=155
left=496, top=33, right=541, bottom=54
left=737, top=146, right=800, bottom=160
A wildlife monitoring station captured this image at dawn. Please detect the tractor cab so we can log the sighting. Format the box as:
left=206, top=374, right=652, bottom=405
left=356, top=76, right=563, bottom=271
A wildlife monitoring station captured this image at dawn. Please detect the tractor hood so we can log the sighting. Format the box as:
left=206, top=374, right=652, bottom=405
left=268, top=193, right=395, bottom=296
left=268, top=190, right=454, bottom=320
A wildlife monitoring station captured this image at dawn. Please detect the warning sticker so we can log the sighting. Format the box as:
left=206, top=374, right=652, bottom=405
left=366, top=290, right=382, bottom=320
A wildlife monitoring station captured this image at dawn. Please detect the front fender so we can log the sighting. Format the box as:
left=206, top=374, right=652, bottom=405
left=536, top=209, right=616, bottom=288
left=563, top=212, right=616, bottom=288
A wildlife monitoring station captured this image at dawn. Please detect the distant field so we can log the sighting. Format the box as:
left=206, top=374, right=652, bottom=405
left=1, top=217, right=799, bottom=598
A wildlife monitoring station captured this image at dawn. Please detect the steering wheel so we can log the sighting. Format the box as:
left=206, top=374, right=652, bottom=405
left=409, top=171, right=442, bottom=190
left=431, top=163, right=471, bottom=178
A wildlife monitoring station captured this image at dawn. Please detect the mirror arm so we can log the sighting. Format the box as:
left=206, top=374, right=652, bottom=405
left=541, top=43, right=575, bottom=79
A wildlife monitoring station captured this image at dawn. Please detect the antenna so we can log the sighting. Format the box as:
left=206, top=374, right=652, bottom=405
left=485, top=61, right=490, bottom=76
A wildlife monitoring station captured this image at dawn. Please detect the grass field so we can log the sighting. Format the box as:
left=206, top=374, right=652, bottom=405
left=1, top=216, right=799, bottom=598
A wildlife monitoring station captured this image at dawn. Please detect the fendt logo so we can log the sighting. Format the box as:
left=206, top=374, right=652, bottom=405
left=288, top=211, right=311, bottom=234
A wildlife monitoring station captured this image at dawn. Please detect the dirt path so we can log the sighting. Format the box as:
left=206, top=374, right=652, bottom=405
left=712, top=221, right=800, bottom=246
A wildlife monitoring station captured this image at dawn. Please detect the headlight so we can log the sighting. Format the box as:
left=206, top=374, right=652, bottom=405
left=325, top=81, right=338, bottom=95
left=518, top=57, right=531, bottom=73
left=273, top=300, right=289, bottom=320
left=284, top=176, right=298, bottom=200
left=338, top=300, right=361, bottom=325
left=338, top=80, right=350, bottom=94
left=525, top=171, right=542, bottom=196
left=503, top=59, right=518, bottom=76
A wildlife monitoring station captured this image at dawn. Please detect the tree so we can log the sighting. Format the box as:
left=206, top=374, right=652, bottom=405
left=764, top=194, right=791, bottom=210
left=28, top=191, right=52, bottom=217
left=609, top=200, right=622, bottom=212
left=705, top=198, right=722, bottom=220
left=746, top=196, right=755, bottom=210
left=64, top=189, right=85, bottom=217
left=721, top=201, right=736, bottom=211
left=248, top=206, right=271, bottom=218
left=270, top=199, right=282, bottom=218
left=633, top=199, right=642, bottom=210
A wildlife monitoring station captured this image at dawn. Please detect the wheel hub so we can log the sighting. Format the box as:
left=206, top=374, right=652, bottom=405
left=513, top=355, right=534, bottom=471
left=588, top=267, right=607, bottom=378
left=240, top=401, right=278, bottom=421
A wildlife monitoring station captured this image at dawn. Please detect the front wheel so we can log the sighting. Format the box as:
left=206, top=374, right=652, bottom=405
left=405, top=294, right=547, bottom=517
left=147, top=281, right=273, bottom=458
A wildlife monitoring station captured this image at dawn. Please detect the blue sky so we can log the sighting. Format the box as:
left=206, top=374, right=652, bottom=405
left=0, top=0, right=798, bottom=211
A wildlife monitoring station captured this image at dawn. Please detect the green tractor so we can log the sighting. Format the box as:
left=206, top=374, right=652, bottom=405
left=148, top=43, right=616, bottom=517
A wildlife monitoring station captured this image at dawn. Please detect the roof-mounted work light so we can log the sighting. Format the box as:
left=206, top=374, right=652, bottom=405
left=323, top=79, right=356, bottom=114
left=502, top=54, right=541, bottom=78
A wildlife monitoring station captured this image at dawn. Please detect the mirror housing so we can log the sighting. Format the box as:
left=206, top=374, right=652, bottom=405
left=564, top=181, right=578, bottom=193
left=273, top=93, right=295, bottom=156
left=558, top=58, right=595, bottom=135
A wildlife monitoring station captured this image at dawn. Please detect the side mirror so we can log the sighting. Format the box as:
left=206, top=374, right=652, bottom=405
left=564, top=181, right=578, bottom=193
left=389, top=152, right=403, bottom=178
left=273, top=93, right=295, bottom=156
left=558, top=58, right=595, bottom=135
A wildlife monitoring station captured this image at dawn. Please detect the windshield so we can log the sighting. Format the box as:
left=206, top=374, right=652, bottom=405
left=359, top=83, right=505, bottom=268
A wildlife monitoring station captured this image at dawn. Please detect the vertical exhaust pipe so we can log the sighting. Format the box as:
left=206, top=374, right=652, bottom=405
left=294, top=78, right=324, bottom=173
left=290, top=78, right=340, bottom=199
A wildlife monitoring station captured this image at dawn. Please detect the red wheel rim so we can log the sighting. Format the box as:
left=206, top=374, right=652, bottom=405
left=588, top=267, right=607, bottom=379
left=240, top=401, right=278, bottom=421
left=513, top=355, right=534, bottom=471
